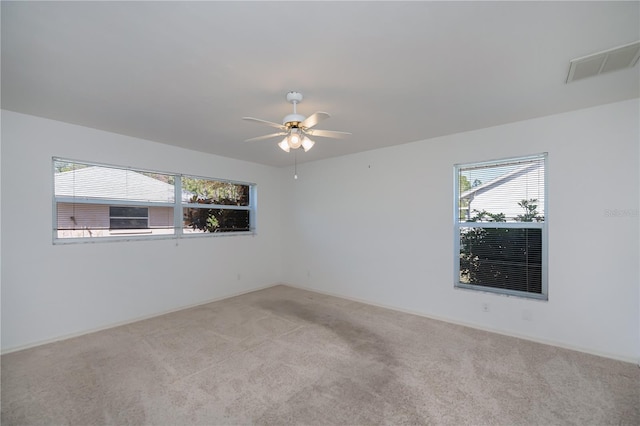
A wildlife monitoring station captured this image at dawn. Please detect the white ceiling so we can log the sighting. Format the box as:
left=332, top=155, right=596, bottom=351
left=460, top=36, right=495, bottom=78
left=2, top=1, right=639, bottom=167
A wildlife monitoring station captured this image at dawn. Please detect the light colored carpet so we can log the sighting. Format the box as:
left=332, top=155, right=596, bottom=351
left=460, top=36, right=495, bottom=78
left=1, top=284, right=638, bottom=425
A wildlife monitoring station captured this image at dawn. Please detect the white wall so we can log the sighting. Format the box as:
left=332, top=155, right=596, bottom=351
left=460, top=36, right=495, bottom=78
left=1, top=110, right=284, bottom=352
left=2, top=100, right=639, bottom=362
left=282, top=99, right=640, bottom=362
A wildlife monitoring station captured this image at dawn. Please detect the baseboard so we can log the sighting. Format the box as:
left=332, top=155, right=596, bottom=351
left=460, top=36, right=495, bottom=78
left=281, top=282, right=640, bottom=365
left=1, top=282, right=283, bottom=355
left=4, top=281, right=638, bottom=366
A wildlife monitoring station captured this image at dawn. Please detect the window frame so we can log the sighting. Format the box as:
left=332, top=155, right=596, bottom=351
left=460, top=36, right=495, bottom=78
left=53, top=157, right=257, bottom=244
left=453, top=153, right=548, bottom=300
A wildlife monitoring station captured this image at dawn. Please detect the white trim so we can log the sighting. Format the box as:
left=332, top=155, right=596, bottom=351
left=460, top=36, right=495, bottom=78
left=56, top=197, right=174, bottom=208
left=174, top=175, right=183, bottom=235
left=282, top=283, right=638, bottom=364
left=180, top=230, right=256, bottom=238
left=453, top=152, right=547, bottom=171
left=182, top=203, right=251, bottom=210
left=53, top=229, right=256, bottom=245
left=4, top=281, right=636, bottom=364
left=0, top=282, right=280, bottom=355
left=53, top=156, right=256, bottom=187
left=459, top=221, right=544, bottom=229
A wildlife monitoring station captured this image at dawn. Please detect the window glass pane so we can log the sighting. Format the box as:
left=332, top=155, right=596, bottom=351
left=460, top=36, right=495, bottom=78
left=109, top=206, right=149, bottom=230
left=459, top=227, right=542, bottom=294
left=182, top=176, right=250, bottom=206
left=183, top=208, right=250, bottom=233
left=110, top=206, right=148, bottom=218
left=54, top=160, right=175, bottom=203
left=459, top=158, right=544, bottom=222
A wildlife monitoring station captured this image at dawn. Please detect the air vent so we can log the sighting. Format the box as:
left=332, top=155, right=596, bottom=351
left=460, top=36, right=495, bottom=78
left=566, top=41, right=640, bottom=83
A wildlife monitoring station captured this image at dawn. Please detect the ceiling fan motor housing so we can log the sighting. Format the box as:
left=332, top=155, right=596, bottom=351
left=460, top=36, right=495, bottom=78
left=283, top=114, right=305, bottom=127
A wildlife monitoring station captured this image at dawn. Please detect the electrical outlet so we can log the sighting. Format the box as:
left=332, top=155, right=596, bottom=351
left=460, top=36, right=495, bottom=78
left=482, top=303, right=490, bottom=313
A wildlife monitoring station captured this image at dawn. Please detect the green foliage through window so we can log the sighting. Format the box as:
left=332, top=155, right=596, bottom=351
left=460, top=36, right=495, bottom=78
left=459, top=199, right=543, bottom=294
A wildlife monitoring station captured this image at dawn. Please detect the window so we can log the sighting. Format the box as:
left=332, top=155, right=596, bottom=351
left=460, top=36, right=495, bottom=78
left=454, top=154, right=547, bottom=300
left=109, top=206, right=149, bottom=230
left=53, top=158, right=256, bottom=242
left=181, top=175, right=252, bottom=234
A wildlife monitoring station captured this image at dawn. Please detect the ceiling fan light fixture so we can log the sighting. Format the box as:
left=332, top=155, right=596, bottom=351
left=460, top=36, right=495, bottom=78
left=278, top=138, right=290, bottom=152
left=288, top=129, right=302, bottom=149
left=301, top=136, right=315, bottom=152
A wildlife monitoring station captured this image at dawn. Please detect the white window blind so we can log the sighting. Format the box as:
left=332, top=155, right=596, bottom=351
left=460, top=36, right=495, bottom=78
left=55, top=162, right=175, bottom=204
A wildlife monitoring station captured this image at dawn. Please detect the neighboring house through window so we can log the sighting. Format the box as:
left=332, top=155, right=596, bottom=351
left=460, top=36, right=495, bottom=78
left=454, top=154, right=547, bottom=300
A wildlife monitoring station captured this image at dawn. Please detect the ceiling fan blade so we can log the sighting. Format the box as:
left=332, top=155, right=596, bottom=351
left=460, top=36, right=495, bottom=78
left=245, top=132, right=287, bottom=142
left=307, top=129, right=352, bottom=139
left=242, top=117, right=287, bottom=131
left=300, top=112, right=330, bottom=130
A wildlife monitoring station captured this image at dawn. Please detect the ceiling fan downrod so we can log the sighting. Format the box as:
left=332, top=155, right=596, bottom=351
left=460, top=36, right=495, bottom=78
left=284, top=92, right=305, bottom=126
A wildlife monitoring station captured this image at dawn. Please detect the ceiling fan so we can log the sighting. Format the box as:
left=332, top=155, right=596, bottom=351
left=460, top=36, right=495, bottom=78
left=242, top=91, right=351, bottom=152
